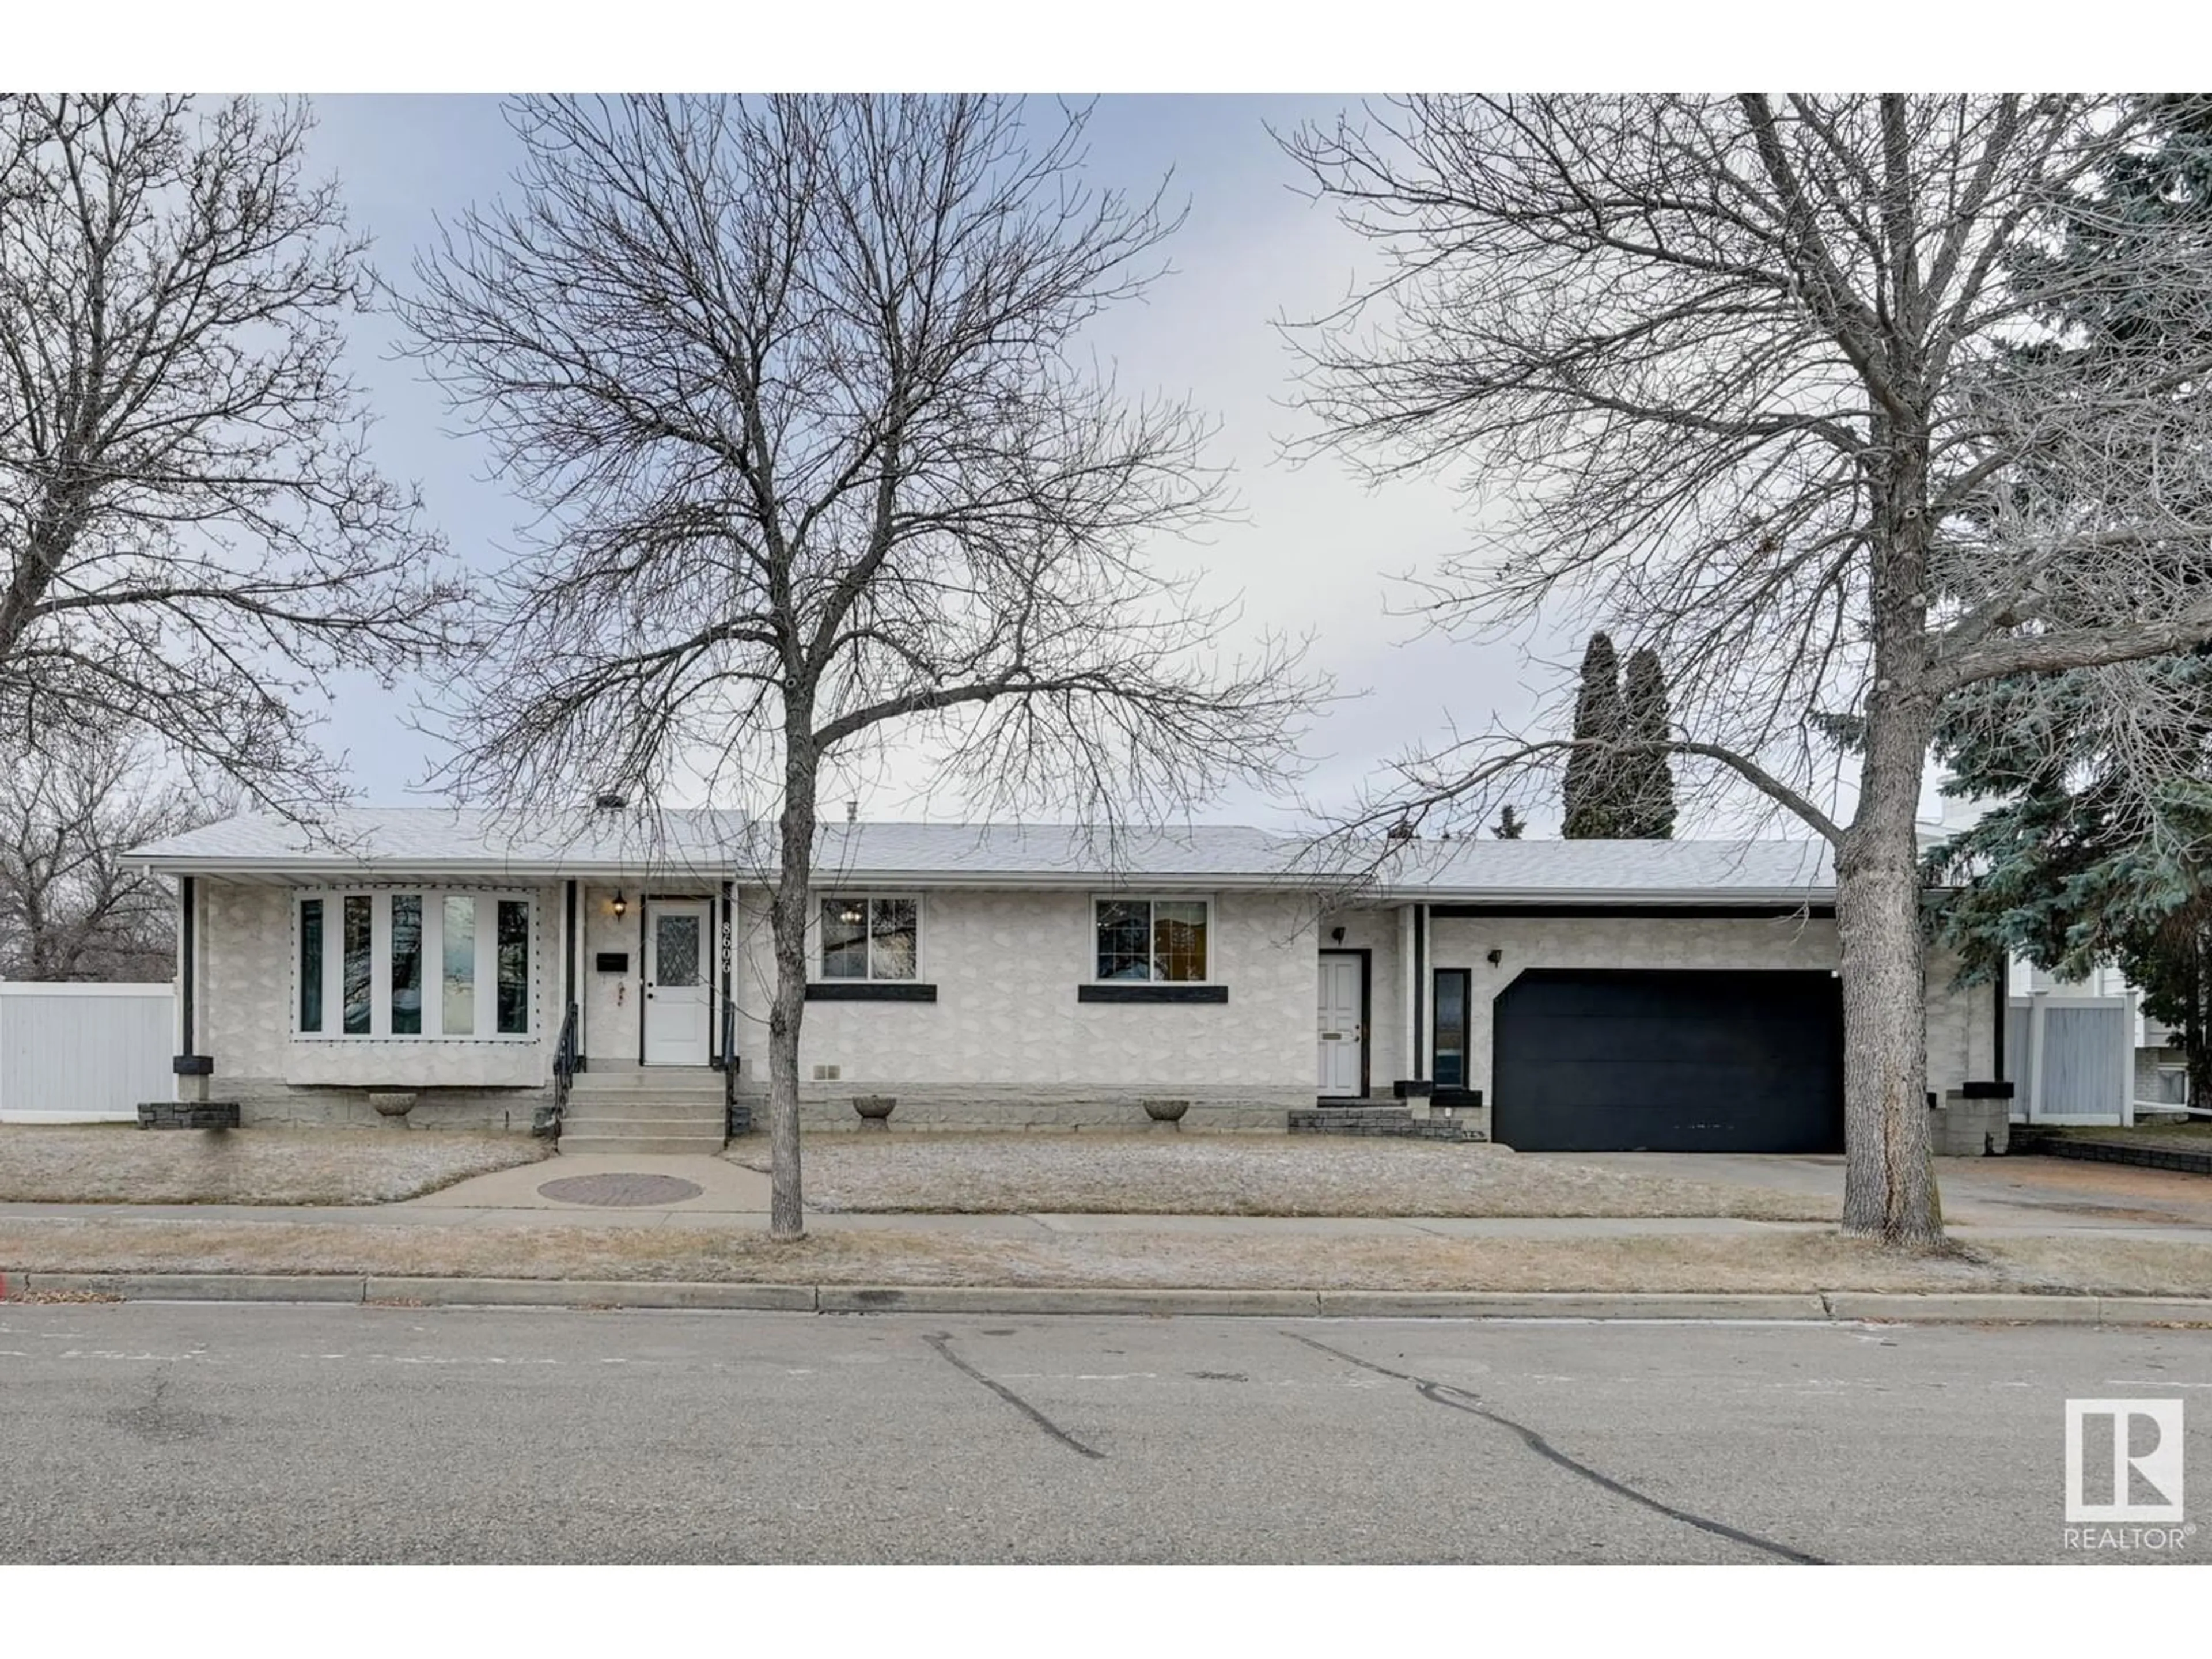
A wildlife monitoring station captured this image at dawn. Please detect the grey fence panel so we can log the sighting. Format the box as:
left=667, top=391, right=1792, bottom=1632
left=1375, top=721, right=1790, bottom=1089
left=2006, top=1004, right=2035, bottom=1114
left=2008, top=995, right=2131, bottom=1122
left=0, top=983, right=175, bottom=1122
left=2043, top=1003, right=2129, bottom=1120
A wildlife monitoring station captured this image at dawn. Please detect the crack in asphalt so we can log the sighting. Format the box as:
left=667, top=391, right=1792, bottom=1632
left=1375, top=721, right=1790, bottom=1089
left=1282, top=1331, right=1826, bottom=1565
left=922, top=1332, right=1105, bottom=1461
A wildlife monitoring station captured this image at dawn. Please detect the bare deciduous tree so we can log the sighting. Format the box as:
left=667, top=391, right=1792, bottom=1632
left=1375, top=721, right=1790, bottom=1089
left=403, top=96, right=1316, bottom=1239
left=0, top=94, right=464, bottom=812
left=1285, top=94, right=2212, bottom=1247
left=0, top=725, right=227, bottom=981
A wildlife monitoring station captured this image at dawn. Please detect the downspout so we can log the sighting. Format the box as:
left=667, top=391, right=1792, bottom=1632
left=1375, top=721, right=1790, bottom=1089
left=1991, top=972, right=2005, bottom=1085
left=1413, top=901, right=1428, bottom=1079
left=177, top=875, right=197, bottom=1102
left=564, top=879, right=581, bottom=1068
left=179, top=876, right=195, bottom=1060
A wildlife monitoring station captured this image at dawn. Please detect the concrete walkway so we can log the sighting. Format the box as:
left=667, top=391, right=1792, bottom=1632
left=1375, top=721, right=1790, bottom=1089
left=3, top=1150, right=2211, bottom=1244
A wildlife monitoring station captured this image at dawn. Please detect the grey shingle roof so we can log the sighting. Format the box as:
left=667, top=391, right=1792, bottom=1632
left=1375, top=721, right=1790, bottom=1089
left=134, top=806, right=1838, bottom=900
left=130, top=806, right=752, bottom=878
left=804, top=821, right=1301, bottom=882
left=1377, top=835, right=1835, bottom=901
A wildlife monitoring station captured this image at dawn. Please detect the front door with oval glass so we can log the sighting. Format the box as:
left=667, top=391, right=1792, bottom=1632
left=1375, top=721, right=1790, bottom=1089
left=1317, top=952, right=1364, bottom=1097
left=643, top=900, right=711, bottom=1066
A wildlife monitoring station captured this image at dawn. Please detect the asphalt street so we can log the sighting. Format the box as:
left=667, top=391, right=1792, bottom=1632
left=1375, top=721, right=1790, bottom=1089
left=1, top=1302, right=2206, bottom=1563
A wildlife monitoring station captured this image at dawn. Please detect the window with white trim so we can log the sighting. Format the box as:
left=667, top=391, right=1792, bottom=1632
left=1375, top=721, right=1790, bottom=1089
left=819, top=895, right=920, bottom=980
left=296, top=890, right=534, bottom=1039
left=1093, top=897, right=1209, bottom=982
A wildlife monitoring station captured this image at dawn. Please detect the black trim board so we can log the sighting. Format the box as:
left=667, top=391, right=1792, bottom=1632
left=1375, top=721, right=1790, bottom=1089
left=1993, top=974, right=2006, bottom=1084
left=563, top=880, right=577, bottom=1020
left=180, top=875, right=196, bottom=1058
left=806, top=982, right=939, bottom=1002
left=1078, top=983, right=1229, bottom=1004
left=1412, top=903, right=1427, bottom=1078
left=1427, top=902, right=1836, bottom=920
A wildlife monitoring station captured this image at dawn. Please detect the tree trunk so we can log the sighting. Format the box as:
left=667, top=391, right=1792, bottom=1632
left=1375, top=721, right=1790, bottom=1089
left=1836, top=729, right=1944, bottom=1247
left=1839, top=376, right=1945, bottom=1248
left=766, top=733, right=819, bottom=1241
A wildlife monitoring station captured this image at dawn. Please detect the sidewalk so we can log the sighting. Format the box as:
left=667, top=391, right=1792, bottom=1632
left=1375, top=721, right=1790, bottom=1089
left=0, top=1150, right=2206, bottom=1245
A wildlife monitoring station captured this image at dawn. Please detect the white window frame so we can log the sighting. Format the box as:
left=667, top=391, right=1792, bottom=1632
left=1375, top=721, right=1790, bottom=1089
left=293, top=887, right=537, bottom=1042
left=1090, top=893, right=1215, bottom=984
left=816, top=892, right=924, bottom=982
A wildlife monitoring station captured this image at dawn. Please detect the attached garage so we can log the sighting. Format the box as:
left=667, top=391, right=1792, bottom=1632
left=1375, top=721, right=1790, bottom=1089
left=1490, top=968, right=1844, bottom=1153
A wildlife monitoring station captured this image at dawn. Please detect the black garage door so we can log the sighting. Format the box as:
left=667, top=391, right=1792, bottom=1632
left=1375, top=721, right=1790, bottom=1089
left=1491, top=969, right=1843, bottom=1153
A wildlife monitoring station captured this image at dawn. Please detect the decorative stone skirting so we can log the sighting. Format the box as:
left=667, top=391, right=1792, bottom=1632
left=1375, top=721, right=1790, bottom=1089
left=1929, top=1090, right=2010, bottom=1157
left=216, top=1080, right=548, bottom=1134
left=2013, top=1128, right=2212, bottom=1176
left=137, top=1101, right=241, bottom=1130
left=734, top=1084, right=1304, bottom=1133
left=1289, top=1106, right=1487, bottom=1142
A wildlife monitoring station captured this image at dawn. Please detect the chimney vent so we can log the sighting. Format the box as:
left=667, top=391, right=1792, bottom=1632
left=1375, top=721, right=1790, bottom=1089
left=593, top=791, right=626, bottom=811
left=846, top=801, right=858, bottom=824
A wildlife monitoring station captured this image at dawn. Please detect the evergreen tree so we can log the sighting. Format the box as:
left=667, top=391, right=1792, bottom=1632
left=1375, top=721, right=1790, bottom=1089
left=1493, top=804, right=1526, bottom=839
left=1620, top=647, right=1677, bottom=838
left=1931, top=97, right=2212, bottom=1098
left=1560, top=632, right=1627, bottom=838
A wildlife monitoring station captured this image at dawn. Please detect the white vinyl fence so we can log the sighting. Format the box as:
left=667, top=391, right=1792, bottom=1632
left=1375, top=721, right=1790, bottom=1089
left=0, top=982, right=175, bottom=1123
left=2006, top=993, right=2133, bottom=1126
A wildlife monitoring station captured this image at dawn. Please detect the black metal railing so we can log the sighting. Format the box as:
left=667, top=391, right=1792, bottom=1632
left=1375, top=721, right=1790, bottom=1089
left=536, top=1000, right=581, bottom=1141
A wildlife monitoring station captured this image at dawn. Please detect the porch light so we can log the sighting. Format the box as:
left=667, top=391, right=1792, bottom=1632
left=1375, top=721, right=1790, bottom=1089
left=612, top=889, right=628, bottom=920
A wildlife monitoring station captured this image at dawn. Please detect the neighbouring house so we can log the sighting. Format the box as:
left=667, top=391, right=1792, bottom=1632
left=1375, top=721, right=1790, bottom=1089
left=128, top=808, right=2004, bottom=1152
left=1919, top=789, right=2169, bottom=1124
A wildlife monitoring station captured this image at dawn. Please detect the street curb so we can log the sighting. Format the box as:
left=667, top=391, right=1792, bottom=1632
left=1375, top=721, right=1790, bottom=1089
left=1315, top=1291, right=1831, bottom=1320
left=816, top=1285, right=1324, bottom=1316
left=19, top=1272, right=371, bottom=1303
left=364, top=1277, right=818, bottom=1312
left=6, top=1271, right=2212, bottom=1324
left=1821, top=1291, right=2106, bottom=1324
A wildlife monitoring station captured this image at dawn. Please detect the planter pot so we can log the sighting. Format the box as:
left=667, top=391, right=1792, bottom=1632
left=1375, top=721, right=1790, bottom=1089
left=853, top=1094, right=897, bottom=1131
left=1141, top=1097, right=1191, bottom=1123
left=369, top=1092, right=418, bottom=1119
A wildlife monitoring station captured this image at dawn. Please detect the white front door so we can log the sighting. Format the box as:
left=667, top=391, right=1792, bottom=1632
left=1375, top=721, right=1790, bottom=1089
left=1317, top=953, right=1363, bottom=1097
left=643, top=900, right=711, bottom=1066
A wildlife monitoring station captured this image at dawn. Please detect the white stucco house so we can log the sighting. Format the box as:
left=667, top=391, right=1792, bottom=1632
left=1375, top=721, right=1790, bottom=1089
left=129, top=808, right=2005, bottom=1152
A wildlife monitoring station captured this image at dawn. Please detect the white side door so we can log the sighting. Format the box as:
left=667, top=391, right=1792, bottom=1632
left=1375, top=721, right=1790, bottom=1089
left=1317, top=955, right=1363, bottom=1097
left=643, top=900, right=711, bottom=1066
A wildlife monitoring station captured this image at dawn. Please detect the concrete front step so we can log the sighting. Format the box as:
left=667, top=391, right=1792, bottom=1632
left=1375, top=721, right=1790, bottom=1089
left=566, top=1079, right=721, bottom=1092
left=558, top=1131, right=728, bottom=1156
left=558, top=1112, right=724, bottom=1135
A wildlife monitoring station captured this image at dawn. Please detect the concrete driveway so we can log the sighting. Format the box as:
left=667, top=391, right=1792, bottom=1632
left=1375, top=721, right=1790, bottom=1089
left=1553, top=1150, right=2212, bottom=1232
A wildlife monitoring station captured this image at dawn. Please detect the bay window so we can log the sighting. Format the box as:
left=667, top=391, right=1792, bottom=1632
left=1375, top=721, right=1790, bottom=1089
left=296, top=889, right=534, bottom=1039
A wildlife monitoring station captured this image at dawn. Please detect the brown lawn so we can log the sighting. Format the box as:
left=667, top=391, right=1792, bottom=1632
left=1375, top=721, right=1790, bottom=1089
left=732, top=1132, right=1838, bottom=1221
left=0, top=1124, right=549, bottom=1206
left=1, top=1215, right=2210, bottom=1296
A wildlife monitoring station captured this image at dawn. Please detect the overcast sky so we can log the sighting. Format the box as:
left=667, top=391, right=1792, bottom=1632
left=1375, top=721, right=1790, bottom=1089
left=296, top=94, right=1600, bottom=834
